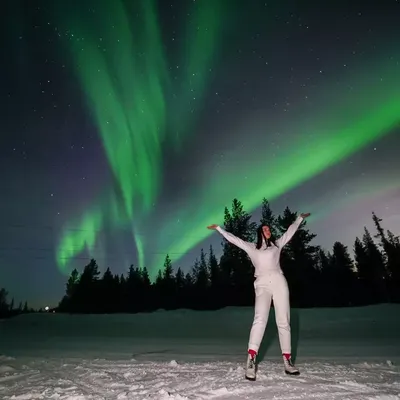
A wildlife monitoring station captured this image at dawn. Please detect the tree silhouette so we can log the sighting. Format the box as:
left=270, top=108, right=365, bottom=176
left=100, top=267, right=117, bottom=313
left=277, top=207, right=320, bottom=307
left=325, top=242, right=357, bottom=306
left=66, top=269, right=80, bottom=298
left=362, top=228, right=389, bottom=303
left=126, top=265, right=142, bottom=312
left=220, top=198, right=256, bottom=306
left=140, top=267, right=152, bottom=311
left=208, top=245, right=222, bottom=308
left=160, top=254, right=176, bottom=309
left=0, top=288, right=9, bottom=317
left=372, top=212, right=400, bottom=301
left=0, top=288, right=32, bottom=318
left=72, top=259, right=101, bottom=313
left=192, top=248, right=210, bottom=308
left=175, top=267, right=186, bottom=308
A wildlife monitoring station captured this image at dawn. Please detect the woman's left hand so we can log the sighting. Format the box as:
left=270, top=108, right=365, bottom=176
left=207, top=224, right=219, bottom=230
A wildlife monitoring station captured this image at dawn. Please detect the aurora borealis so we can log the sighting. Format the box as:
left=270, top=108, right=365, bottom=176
left=54, top=0, right=226, bottom=273
left=1, top=0, right=399, bottom=307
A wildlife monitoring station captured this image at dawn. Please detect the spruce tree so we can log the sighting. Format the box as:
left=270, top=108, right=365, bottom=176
left=208, top=245, right=220, bottom=288
left=372, top=213, right=400, bottom=300
left=356, top=229, right=389, bottom=304
left=364, top=227, right=389, bottom=302
left=175, top=267, right=185, bottom=308
left=162, top=254, right=176, bottom=309
left=192, top=249, right=210, bottom=308
left=140, top=267, right=152, bottom=311
left=119, top=274, right=127, bottom=312
left=316, top=248, right=333, bottom=305
left=184, top=272, right=194, bottom=308
left=141, top=267, right=151, bottom=288
left=208, top=245, right=221, bottom=308
left=276, top=207, right=320, bottom=307
left=316, top=248, right=331, bottom=272
left=155, top=269, right=163, bottom=286
left=66, top=259, right=100, bottom=313
left=175, top=268, right=185, bottom=290
left=126, top=265, right=142, bottom=312
left=163, top=255, right=174, bottom=281
left=66, top=269, right=80, bottom=298
left=353, top=236, right=369, bottom=304
left=328, top=242, right=357, bottom=306
left=219, top=198, right=256, bottom=306
left=101, top=267, right=116, bottom=313
left=193, top=249, right=209, bottom=290
left=386, top=229, right=400, bottom=299
left=154, top=269, right=163, bottom=310
left=0, top=288, right=9, bottom=317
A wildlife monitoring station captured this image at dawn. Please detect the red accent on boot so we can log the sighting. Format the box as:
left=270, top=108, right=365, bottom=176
left=248, top=349, right=257, bottom=358
left=283, top=353, right=291, bottom=360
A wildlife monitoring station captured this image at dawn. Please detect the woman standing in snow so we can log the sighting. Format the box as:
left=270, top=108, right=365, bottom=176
left=207, top=212, right=310, bottom=381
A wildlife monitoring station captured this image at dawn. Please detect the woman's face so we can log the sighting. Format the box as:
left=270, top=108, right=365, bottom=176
left=262, top=225, right=271, bottom=239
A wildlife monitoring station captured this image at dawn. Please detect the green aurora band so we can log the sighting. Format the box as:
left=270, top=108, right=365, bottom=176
left=55, top=0, right=225, bottom=273
left=55, top=1, right=400, bottom=277
left=56, top=206, right=103, bottom=265
left=67, top=0, right=167, bottom=218
left=170, top=0, right=226, bottom=148
left=152, top=60, right=400, bottom=271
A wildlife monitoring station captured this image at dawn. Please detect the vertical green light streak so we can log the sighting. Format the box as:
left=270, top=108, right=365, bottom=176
left=171, top=0, right=226, bottom=147
left=57, top=208, right=103, bottom=269
left=70, top=0, right=167, bottom=217
left=55, top=0, right=226, bottom=274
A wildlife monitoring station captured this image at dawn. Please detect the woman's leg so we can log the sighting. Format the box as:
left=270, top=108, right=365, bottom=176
left=245, top=285, right=273, bottom=380
left=248, top=285, right=273, bottom=353
left=271, top=275, right=291, bottom=354
left=272, top=274, right=300, bottom=375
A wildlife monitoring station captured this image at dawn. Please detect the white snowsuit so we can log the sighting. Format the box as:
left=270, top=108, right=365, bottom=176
left=216, top=216, right=304, bottom=354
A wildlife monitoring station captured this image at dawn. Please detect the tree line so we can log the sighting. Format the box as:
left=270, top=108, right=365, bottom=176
left=0, top=288, right=34, bottom=319
left=57, top=198, right=400, bottom=314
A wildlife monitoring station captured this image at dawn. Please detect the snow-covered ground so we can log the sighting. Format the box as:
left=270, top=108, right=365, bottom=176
left=0, top=304, right=399, bottom=399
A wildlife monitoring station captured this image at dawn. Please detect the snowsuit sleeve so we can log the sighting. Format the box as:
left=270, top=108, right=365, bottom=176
left=276, top=216, right=304, bottom=248
left=216, top=226, right=253, bottom=253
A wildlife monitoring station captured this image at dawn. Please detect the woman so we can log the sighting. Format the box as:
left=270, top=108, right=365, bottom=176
left=207, top=212, right=310, bottom=381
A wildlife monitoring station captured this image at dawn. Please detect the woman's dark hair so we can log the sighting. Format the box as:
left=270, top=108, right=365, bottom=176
left=256, top=225, right=277, bottom=249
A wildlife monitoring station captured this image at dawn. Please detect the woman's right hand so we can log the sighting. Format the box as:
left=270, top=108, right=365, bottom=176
left=207, top=224, right=218, bottom=230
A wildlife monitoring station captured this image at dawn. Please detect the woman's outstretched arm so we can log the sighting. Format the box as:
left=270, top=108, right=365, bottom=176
left=207, top=224, right=253, bottom=252
left=276, top=213, right=311, bottom=247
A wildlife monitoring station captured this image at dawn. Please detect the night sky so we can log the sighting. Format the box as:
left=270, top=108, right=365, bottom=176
left=1, top=0, right=399, bottom=309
